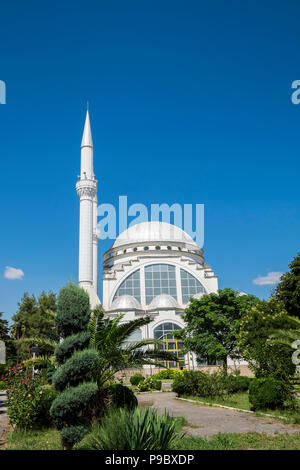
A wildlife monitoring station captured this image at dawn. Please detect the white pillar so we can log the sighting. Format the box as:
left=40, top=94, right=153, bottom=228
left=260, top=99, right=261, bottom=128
left=92, top=194, right=100, bottom=292
left=76, top=108, right=97, bottom=290
left=77, top=182, right=96, bottom=287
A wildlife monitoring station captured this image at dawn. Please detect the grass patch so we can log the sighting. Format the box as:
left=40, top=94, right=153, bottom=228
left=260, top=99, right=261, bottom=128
left=4, top=428, right=61, bottom=450
left=171, top=432, right=300, bottom=450
left=180, top=392, right=300, bottom=424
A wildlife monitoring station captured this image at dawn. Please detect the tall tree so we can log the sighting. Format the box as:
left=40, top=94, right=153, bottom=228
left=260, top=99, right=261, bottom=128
left=276, top=252, right=300, bottom=318
left=177, top=288, right=259, bottom=373
left=237, top=298, right=296, bottom=381
left=50, top=282, right=98, bottom=450
left=11, top=291, right=57, bottom=359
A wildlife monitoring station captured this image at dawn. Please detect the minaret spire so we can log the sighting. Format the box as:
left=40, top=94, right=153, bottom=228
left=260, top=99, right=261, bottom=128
left=81, top=108, right=93, bottom=148
left=76, top=105, right=100, bottom=308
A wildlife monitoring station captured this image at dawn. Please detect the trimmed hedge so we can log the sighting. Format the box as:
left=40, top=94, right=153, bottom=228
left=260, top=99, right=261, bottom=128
left=55, top=283, right=91, bottom=337
left=52, top=349, right=98, bottom=391
left=109, top=383, right=138, bottom=410
left=172, top=370, right=251, bottom=398
left=249, top=377, right=288, bottom=410
left=130, top=373, right=145, bottom=386
left=225, top=375, right=251, bottom=394
left=50, top=283, right=98, bottom=449
left=152, top=369, right=182, bottom=380
left=54, top=331, right=91, bottom=364
left=50, top=382, right=98, bottom=424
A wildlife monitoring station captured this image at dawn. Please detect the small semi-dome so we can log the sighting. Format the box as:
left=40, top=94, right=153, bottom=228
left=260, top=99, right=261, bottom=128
left=111, top=295, right=142, bottom=311
left=112, top=221, right=197, bottom=249
left=148, top=294, right=180, bottom=310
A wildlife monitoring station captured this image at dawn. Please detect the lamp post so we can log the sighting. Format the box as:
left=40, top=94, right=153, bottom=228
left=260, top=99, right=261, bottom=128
left=30, top=346, right=39, bottom=378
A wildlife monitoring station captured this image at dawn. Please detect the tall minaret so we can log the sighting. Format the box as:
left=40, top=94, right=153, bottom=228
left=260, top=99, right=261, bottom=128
left=76, top=106, right=100, bottom=307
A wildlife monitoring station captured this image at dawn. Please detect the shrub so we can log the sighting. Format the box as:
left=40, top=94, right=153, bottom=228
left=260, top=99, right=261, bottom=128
left=50, top=283, right=98, bottom=449
left=152, top=379, right=162, bottom=391
left=5, top=366, right=57, bottom=429
left=52, top=349, right=98, bottom=391
left=224, top=375, right=251, bottom=394
left=172, top=370, right=249, bottom=398
left=75, top=407, right=178, bottom=450
left=152, top=369, right=182, bottom=380
left=130, top=373, right=145, bottom=386
left=109, top=383, right=138, bottom=410
left=0, top=380, right=5, bottom=390
left=36, top=385, right=58, bottom=427
left=55, top=283, right=91, bottom=337
left=54, top=331, right=90, bottom=363
left=137, top=377, right=162, bottom=392
left=249, top=377, right=288, bottom=410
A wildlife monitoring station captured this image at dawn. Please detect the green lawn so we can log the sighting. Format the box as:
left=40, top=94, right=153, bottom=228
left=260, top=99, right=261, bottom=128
left=4, top=425, right=300, bottom=450
left=171, top=432, right=300, bottom=450
left=4, top=428, right=61, bottom=450
left=180, top=393, right=300, bottom=424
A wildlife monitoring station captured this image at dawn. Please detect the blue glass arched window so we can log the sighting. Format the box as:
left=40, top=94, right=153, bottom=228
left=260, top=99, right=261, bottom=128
left=180, top=269, right=206, bottom=303
left=145, top=264, right=177, bottom=304
left=113, top=269, right=141, bottom=303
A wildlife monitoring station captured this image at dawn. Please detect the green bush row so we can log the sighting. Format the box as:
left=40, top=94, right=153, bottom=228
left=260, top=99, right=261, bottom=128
left=172, top=370, right=251, bottom=398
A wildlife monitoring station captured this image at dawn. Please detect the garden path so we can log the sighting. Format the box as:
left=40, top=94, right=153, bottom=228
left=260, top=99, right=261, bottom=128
left=0, top=392, right=9, bottom=448
left=137, top=392, right=300, bottom=437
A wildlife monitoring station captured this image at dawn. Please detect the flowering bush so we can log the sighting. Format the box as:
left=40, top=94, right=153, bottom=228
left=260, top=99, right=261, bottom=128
left=3, top=363, right=57, bottom=429
left=152, top=369, right=183, bottom=380
left=137, top=377, right=161, bottom=392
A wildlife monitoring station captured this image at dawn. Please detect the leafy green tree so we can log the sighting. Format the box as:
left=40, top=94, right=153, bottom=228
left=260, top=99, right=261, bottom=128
left=276, top=252, right=300, bottom=318
left=237, top=298, right=296, bottom=381
left=50, top=283, right=98, bottom=450
left=11, top=291, right=57, bottom=359
left=177, top=288, right=259, bottom=373
left=89, top=306, right=178, bottom=388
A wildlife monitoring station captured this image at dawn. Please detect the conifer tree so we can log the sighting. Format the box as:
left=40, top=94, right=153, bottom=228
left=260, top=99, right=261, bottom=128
left=50, top=283, right=98, bottom=450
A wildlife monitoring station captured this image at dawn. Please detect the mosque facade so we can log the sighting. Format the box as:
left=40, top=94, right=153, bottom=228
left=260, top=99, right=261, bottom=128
left=76, top=109, right=225, bottom=370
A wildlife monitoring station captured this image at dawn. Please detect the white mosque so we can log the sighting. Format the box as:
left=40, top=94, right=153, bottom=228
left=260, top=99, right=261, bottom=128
left=76, top=109, right=220, bottom=370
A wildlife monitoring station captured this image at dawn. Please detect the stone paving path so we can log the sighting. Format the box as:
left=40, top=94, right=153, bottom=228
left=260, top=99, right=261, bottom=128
left=137, top=392, right=300, bottom=437
left=0, top=392, right=9, bottom=448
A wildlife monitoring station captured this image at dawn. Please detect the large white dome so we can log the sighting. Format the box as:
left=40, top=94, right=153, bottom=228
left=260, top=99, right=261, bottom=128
left=112, top=221, right=197, bottom=248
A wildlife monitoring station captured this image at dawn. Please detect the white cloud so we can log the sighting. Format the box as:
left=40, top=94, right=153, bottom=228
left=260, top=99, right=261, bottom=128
left=253, top=271, right=282, bottom=286
left=4, top=266, right=24, bottom=280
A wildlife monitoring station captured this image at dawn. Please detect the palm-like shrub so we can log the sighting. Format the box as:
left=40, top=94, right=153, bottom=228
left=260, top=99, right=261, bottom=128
left=75, top=407, right=178, bottom=450
left=50, top=283, right=98, bottom=449
left=269, top=315, right=300, bottom=348
left=89, top=307, right=178, bottom=388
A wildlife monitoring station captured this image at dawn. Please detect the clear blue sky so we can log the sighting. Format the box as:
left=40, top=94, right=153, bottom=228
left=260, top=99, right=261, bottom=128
left=1, top=0, right=300, bottom=322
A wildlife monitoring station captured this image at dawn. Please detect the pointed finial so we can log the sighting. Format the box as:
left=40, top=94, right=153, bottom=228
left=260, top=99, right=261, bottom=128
left=81, top=105, right=93, bottom=148
left=87, top=101, right=89, bottom=111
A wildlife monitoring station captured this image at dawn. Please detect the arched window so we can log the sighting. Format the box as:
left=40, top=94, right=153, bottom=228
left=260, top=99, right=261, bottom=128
left=153, top=322, right=186, bottom=369
left=180, top=269, right=206, bottom=303
left=145, top=264, right=177, bottom=304
left=113, top=269, right=141, bottom=303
